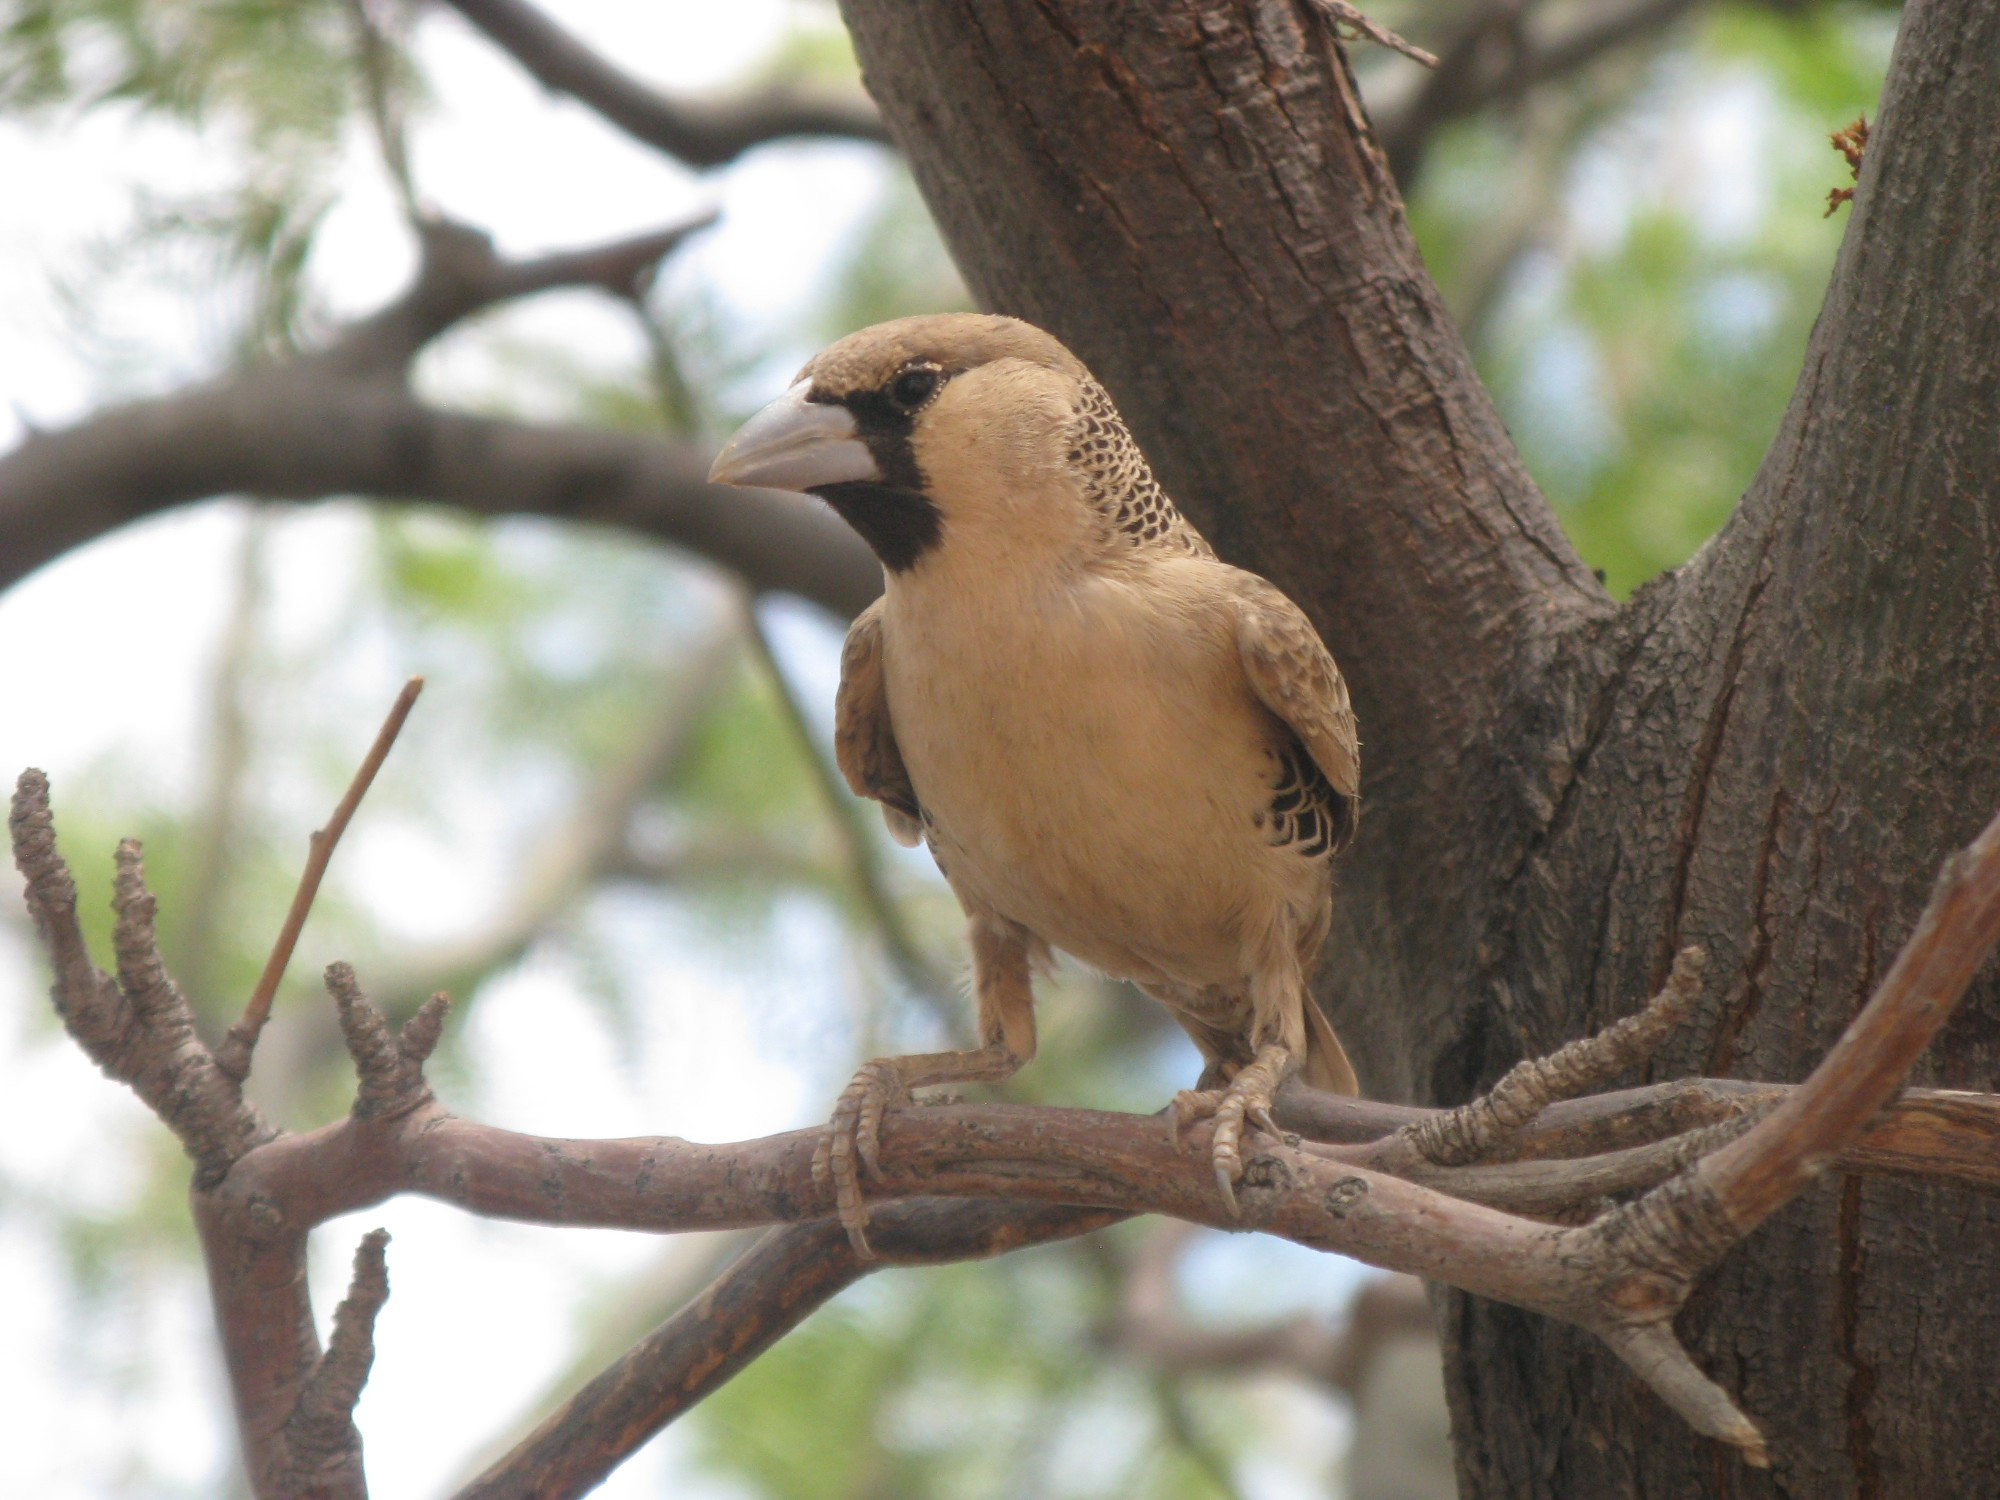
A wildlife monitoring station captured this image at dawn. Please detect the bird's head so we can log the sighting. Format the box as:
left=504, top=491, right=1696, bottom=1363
left=709, top=313, right=1114, bottom=575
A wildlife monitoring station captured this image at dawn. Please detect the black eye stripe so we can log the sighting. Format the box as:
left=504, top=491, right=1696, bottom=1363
left=805, top=362, right=942, bottom=575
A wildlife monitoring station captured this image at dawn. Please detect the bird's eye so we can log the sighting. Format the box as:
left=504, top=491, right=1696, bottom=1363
left=889, top=366, right=941, bottom=412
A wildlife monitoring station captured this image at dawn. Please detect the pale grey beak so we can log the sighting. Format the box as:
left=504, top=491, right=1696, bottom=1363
left=708, top=380, right=880, bottom=492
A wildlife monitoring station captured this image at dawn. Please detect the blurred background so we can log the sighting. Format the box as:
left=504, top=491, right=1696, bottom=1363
left=0, top=1, right=1893, bottom=1496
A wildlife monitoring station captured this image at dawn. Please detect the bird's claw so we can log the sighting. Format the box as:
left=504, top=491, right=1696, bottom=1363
left=1213, top=1155, right=1240, bottom=1215
left=812, top=1059, right=910, bottom=1260
left=1166, top=1086, right=1221, bottom=1143
left=1170, top=1049, right=1291, bottom=1217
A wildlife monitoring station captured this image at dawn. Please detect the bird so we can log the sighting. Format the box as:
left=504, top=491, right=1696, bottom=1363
left=709, top=313, right=1360, bottom=1257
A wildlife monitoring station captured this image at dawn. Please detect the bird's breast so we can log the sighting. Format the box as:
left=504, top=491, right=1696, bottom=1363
left=879, top=570, right=1320, bottom=984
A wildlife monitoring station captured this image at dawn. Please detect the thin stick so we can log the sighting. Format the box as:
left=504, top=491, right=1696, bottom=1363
left=215, top=677, right=425, bottom=1081
left=1310, top=0, right=1441, bottom=68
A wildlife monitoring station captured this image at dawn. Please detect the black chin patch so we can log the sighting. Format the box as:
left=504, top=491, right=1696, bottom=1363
left=807, top=381, right=943, bottom=573
left=809, top=481, right=942, bottom=573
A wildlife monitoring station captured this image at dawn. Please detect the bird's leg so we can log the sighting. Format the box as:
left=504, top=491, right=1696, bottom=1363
left=1169, top=1043, right=1297, bottom=1215
left=811, top=1042, right=1022, bottom=1255
left=813, top=914, right=1038, bottom=1258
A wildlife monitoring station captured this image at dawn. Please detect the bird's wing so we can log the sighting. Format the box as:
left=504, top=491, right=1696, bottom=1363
left=835, top=598, right=924, bottom=847
left=1231, top=573, right=1362, bottom=848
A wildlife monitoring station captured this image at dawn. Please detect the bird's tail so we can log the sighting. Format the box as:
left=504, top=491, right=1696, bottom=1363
left=1302, top=999, right=1360, bottom=1097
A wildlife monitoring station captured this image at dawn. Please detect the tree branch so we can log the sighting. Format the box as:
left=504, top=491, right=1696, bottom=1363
left=0, top=210, right=881, bottom=617
left=1691, top=807, right=2000, bottom=1225
left=10, top=785, right=272, bottom=1182
left=0, top=365, right=879, bottom=617
left=321, top=214, right=717, bottom=380
left=441, top=0, right=891, bottom=168
left=275, top=1228, right=391, bottom=1500
left=216, top=677, right=423, bottom=1081
left=19, top=769, right=2000, bottom=1489
left=457, top=1201, right=1116, bottom=1500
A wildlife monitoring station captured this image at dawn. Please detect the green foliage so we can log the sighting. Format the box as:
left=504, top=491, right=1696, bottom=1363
left=1, top=0, right=362, bottom=144
left=754, top=4, right=865, bottom=92
left=1410, top=2, right=1893, bottom=595
left=673, top=669, right=818, bottom=832
left=5, top=0, right=423, bottom=361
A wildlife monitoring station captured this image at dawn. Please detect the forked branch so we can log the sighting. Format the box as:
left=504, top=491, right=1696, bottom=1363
left=14, top=762, right=2000, bottom=1495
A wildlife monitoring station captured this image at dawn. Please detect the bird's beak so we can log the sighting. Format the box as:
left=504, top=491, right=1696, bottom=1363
left=708, top=381, right=880, bottom=493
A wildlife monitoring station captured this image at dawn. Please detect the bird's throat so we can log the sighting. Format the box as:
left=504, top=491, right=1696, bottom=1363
left=811, top=480, right=943, bottom=573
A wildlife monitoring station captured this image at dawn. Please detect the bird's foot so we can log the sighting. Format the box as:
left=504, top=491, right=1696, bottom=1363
left=1167, top=1046, right=1294, bottom=1215
left=811, top=1058, right=911, bottom=1260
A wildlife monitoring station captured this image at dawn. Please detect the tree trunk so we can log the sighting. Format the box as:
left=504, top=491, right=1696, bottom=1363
left=836, top=0, right=2000, bottom=1493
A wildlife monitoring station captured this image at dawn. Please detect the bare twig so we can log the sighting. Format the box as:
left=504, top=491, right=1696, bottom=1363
left=441, top=0, right=891, bottom=169
left=275, top=1229, right=392, bottom=1500
left=330, top=962, right=446, bottom=1119
left=1276, top=1073, right=2000, bottom=1193
left=215, top=677, right=424, bottom=1082
left=11, top=777, right=271, bottom=1181
left=1309, top=0, right=1440, bottom=68
left=1396, top=946, right=1707, bottom=1167
left=1695, top=805, right=2000, bottom=1225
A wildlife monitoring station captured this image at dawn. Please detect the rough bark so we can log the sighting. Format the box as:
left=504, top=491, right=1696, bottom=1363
left=835, top=0, right=2000, bottom=1493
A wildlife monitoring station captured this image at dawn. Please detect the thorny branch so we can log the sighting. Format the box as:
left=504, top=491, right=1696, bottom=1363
left=14, top=751, right=2000, bottom=1494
